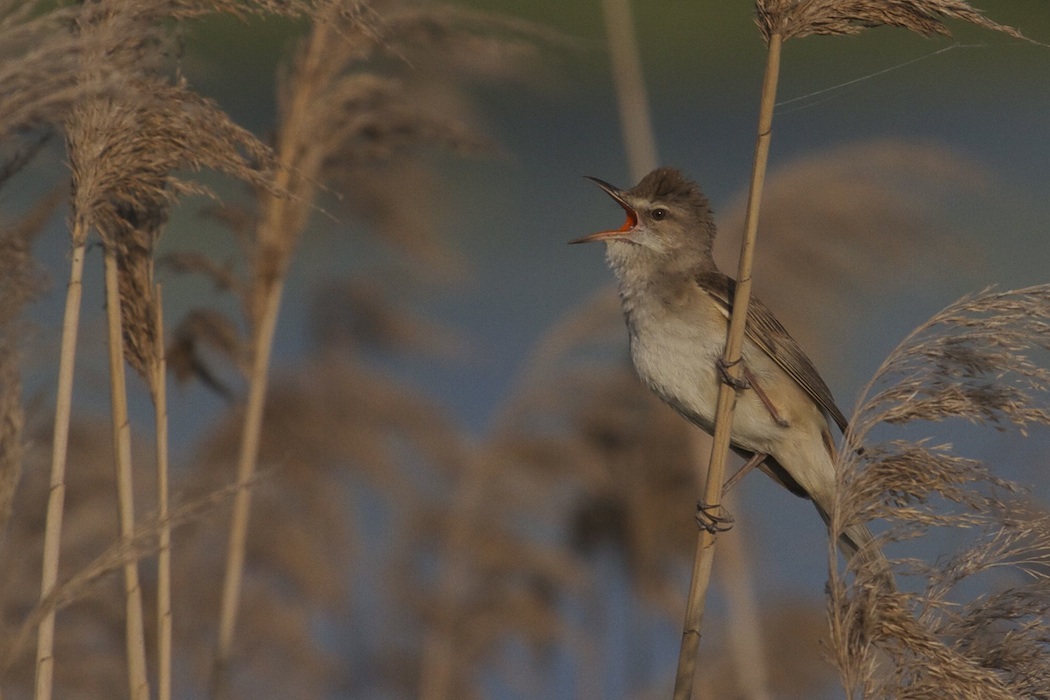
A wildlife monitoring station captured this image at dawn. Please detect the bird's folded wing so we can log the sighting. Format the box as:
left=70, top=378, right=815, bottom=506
left=696, top=271, right=849, bottom=433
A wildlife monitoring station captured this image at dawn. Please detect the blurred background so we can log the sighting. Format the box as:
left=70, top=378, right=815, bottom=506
left=7, top=1, right=1050, bottom=698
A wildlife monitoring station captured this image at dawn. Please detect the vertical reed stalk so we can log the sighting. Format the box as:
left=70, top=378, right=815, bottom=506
left=600, top=0, right=658, bottom=180
left=213, top=19, right=323, bottom=687
left=714, top=496, right=772, bottom=700
left=672, top=31, right=783, bottom=700
left=603, top=0, right=775, bottom=692
left=103, top=244, right=150, bottom=700
left=34, top=219, right=87, bottom=700
left=688, top=432, right=772, bottom=700
left=152, top=284, right=172, bottom=700
left=212, top=274, right=285, bottom=692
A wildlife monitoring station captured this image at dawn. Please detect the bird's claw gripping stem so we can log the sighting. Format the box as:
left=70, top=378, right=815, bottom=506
left=716, top=357, right=791, bottom=428
left=695, top=501, right=734, bottom=534
left=716, top=356, right=751, bottom=390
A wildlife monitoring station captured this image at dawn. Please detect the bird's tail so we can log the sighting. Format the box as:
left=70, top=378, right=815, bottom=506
left=837, top=519, right=895, bottom=589
left=812, top=501, right=894, bottom=587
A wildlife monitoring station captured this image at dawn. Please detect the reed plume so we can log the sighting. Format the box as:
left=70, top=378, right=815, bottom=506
left=0, top=0, right=123, bottom=142
left=754, top=0, right=1025, bottom=42
left=151, top=2, right=553, bottom=691
left=171, top=355, right=465, bottom=699
left=461, top=138, right=996, bottom=696
left=830, top=285, right=1050, bottom=698
left=671, top=1, right=1029, bottom=695
left=0, top=193, right=51, bottom=535
left=39, top=0, right=287, bottom=697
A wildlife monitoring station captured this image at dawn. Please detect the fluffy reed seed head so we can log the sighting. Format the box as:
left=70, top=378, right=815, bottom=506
left=830, top=285, right=1050, bottom=698
left=755, top=0, right=1026, bottom=43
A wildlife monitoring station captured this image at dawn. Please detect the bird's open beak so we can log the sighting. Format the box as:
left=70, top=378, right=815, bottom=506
left=569, top=176, right=638, bottom=244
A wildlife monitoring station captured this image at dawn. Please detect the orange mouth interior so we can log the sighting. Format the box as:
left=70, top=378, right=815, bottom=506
left=617, top=204, right=638, bottom=232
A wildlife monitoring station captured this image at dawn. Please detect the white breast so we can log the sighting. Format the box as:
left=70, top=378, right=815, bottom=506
left=623, top=288, right=797, bottom=458
left=625, top=294, right=724, bottom=434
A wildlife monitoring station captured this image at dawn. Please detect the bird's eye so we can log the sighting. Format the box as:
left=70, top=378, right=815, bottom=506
left=651, top=207, right=668, bottom=221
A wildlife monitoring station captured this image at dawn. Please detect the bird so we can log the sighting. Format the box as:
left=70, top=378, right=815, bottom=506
left=571, top=166, right=878, bottom=561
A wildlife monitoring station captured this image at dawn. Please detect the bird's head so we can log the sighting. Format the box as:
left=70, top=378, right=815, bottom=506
left=571, top=167, right=717, bottom=272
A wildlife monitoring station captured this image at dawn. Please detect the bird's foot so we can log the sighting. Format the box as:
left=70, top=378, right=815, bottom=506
left=716, top=357, right=751, bottom=391
left=695, top=501, right=734, bottom=534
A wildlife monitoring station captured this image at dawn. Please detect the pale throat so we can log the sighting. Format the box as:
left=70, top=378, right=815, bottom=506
left=604, top=240, right=712, bottom=291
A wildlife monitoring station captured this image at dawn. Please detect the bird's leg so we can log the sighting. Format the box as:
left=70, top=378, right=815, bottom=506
left=695, top=501, right=734, bottom=534
left=742, top=367, right=791, bottom=428
left=716, top=357, right=790, bottom=428
left=716, top=356, right=751, bottom=390
left=722, top=452, right=768, bottom=496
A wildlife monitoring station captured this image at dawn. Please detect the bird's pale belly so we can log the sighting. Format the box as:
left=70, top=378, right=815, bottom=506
left=628, top=316, right=788, bottom=456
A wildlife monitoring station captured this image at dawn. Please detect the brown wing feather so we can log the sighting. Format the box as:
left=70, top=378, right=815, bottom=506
left=697, top=271, right=849, bottom=433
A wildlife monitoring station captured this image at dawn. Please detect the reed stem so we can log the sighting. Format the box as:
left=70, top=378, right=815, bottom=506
left=152, top=284, right=172, bottom=700
left=34, top=221, right=87, bottom=700
left=103, top=243, right=151, bottom=700
left=672, top=31, right=783, bottom=700
left=211, top=276, right=284, bottom=695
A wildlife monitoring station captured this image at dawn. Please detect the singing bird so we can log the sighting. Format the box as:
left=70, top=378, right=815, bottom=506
left=572, top=166, right=877, bottom=559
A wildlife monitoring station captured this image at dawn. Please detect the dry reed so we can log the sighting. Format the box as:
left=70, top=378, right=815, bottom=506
left=830, top=285, right=1050, bottom=698
left=171, top=355, right=465, bottom=698
left=0, top=420, right=246, bottom=696
left=65, top=71, right=276, bottom=700
left=200, top=1, right=478, bottom=678
left=142, top=2, right=555, bottom=692
left=755, top=0, right=1026, bottom=42
left=0, top=192, right=52, bottom=534
left=34, top=0, right=292, bottom=696
left=671, top=0, right=1030, bottom=695
left=716, top=139, right=988, bottom=349
left=7, top=422, right=146, bottom=700
left=674, top=28, right=783, bottom=700
left=0, top=2, right=170, bottom=694
left=470, top=133, right=996, bottom=696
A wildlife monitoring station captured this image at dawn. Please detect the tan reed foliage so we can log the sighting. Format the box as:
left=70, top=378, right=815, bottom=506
left=484, top=140, right=992, bottom=695
left=0, top=4, right=183, bottom=687
left=754, top=0, right=1025, bottom=42
left=153, top=1, right=553, bottom=687
left=0, top=419, right=246, bottom=696
left=676, top=1, right=1029, bottom=695
left=55, top=1, right=283, bottom=695
left=5, top=0, right=325, bottom=139
left=37, top=4, right=159, bottom=684
left=409, top=434, right=590, bottom=700
left=0, top=0, right=119, bottom=141
left=830, top=285, right=1050, bottom=698
left=0, top=193, right=52, bottom=534
left=716, top=138, right=988, bottom=357
left=173, top=355, right=465, bottom=699
left=67, top=77, right=275, bottom=374
left=4, top=422, right=141, bottom=700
